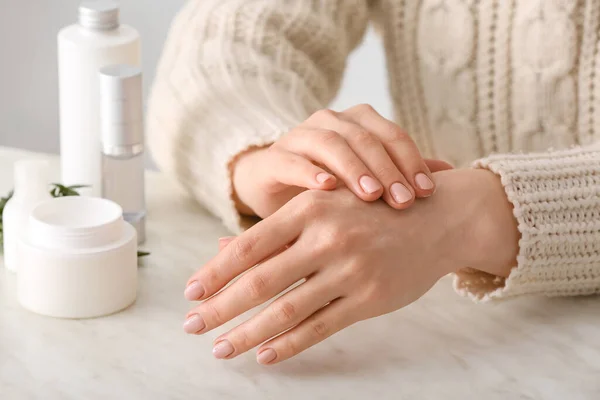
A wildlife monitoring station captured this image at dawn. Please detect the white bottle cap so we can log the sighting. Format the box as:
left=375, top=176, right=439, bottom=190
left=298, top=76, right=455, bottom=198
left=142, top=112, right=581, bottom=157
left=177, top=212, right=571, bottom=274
left=78, top=0, right=119, bottom=31
left=99, top=64, right=144, bottom=156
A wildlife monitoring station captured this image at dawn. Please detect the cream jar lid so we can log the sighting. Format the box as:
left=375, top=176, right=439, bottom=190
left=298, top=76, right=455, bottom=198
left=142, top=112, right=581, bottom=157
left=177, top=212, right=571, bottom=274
left=17, top=197, right=138, bottom=318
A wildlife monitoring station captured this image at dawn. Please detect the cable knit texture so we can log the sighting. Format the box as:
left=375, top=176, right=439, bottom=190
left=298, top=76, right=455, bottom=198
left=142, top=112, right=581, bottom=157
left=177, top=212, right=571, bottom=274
left=147, top=0, right=600, bottom=301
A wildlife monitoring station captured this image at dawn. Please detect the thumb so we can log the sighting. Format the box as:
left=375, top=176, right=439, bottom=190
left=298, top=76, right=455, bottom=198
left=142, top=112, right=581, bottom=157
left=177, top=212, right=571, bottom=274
left=424, top=158, right=454, bottom=173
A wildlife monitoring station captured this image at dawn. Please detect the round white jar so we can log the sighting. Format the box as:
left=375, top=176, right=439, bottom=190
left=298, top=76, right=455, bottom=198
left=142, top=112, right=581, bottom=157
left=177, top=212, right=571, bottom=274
left=17, top=196, right=137, bottom=318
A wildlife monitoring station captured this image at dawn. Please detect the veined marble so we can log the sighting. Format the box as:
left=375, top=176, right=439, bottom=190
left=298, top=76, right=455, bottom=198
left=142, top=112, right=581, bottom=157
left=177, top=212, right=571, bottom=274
left=0, top=147, right=599, bottom=400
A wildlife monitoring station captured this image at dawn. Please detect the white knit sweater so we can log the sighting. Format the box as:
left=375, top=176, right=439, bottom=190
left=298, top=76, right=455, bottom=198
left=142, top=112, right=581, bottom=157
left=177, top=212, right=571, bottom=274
left=147, top=0, right=600, bottom=301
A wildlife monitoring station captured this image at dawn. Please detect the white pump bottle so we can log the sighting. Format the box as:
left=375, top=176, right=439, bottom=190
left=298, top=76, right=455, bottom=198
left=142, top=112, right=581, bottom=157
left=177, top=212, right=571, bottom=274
left=58, top=1, right=141, bottom=197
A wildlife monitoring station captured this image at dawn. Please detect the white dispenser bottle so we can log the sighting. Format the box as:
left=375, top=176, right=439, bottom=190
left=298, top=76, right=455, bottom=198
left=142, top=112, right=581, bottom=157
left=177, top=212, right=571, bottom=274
left=100, top=64, right=146, bottom=244
left=2, top=160, right=52, bottom=272
left=58, top=1, right=140, bottom=197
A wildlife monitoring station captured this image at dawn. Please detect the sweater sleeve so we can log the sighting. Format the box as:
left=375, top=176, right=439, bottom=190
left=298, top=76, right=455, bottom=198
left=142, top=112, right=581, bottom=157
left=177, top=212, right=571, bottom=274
left=453, top=143, right=600, bottom=301
left=146, top=0, right=370, bottom=234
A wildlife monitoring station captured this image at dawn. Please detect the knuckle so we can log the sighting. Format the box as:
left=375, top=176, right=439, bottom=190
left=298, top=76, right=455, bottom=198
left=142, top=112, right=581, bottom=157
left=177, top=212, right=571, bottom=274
left=363, top=282, right=387, bottom=305
left=204, top=301, right=224, bottom=326
left=312, top=108, right=337, bottom=121
left=387, top=133, right=415, bottom=147
left=233, top=235, right=257, bottom=263
left=282, top=337, right=300, bottom=357
left=344, top=157, right=366, bottom=175
left=385, top=122, right=409, bottom=139
left=350, top=103, right=375, bottom=116
left=231, top=329, right=253, bottom=350
left=373, top=164, right=400, bottom=180
left=316, top=224, right=347, bottom=252
left=202, top=268, right=220, bottom=290
left=310, top=319, right=330, bottom=339
left=316, top=129, right=343, bottom=146
left=273, top=301, right=297, bottom=324
left=353, top=129, right=377, bottom=146
left=338, top=259, right=368, bottom=285
left=244, top=273, right=269, bottom=301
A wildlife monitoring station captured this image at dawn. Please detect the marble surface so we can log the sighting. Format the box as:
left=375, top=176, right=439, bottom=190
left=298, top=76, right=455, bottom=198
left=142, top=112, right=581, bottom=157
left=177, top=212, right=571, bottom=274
left=1, top=147, right=600, bottom=400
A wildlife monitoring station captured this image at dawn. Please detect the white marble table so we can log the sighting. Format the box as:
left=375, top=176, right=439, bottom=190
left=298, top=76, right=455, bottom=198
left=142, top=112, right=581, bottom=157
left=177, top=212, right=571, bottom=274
left=1, top=146, right=599, bottom=400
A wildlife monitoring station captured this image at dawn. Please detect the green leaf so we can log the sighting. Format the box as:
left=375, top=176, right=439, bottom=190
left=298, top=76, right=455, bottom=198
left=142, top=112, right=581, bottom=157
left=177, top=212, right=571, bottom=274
left=0, top=190, right=13, bottom=248
left=50, top=183, right=88, bottom=198
left=137, top=251, right=151, bottom=258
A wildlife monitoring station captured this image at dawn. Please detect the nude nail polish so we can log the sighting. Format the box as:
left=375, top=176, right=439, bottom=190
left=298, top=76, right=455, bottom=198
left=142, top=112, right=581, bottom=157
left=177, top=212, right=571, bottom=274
left=316, top=172, right=334, bottom=184
left=257, top=348, right=277, bottom=365
left=213, top=340, right=235, bottom=359
left=390, top=182, right=413, bottom=204
left=183, top=314, right=206, bottom=334
left=184, top=281, right=204, bottom=300
left=359, top=176, right=382, bottom=194
left=218, top=236, right=235, bottom=243
left=415, top=173, right=434, bottom=191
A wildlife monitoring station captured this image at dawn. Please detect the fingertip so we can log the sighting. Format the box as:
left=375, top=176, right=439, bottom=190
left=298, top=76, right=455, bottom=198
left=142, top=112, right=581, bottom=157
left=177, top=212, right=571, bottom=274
left=315, top=172, right=336, bottom=186
left=357, top=191, right=383, bottom=202
left=358, top=175, right=383, bottom=198
left=218, top=236, right=235, bottom=251
left=184, top=280, right=205, bottom=301
left=389, top=182, right=415, bottom=207
left=414, top=173, right=435, bottom=197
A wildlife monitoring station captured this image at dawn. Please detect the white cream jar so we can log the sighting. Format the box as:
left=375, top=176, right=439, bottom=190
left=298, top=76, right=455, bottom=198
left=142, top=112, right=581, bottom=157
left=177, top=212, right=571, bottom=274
left=17, top=196, right=137, bottom=318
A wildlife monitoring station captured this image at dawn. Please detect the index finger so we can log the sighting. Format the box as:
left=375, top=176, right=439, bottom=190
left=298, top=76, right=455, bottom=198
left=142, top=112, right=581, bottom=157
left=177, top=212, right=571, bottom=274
left=343, top=104, right=435, bottom=197
left=184, top=204, right=304, bottom=301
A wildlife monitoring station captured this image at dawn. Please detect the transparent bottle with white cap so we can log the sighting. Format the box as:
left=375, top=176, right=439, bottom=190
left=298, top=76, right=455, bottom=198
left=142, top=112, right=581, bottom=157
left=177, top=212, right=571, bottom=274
left=2, top=160, right=52, bottom=272
left=58, top=0, right=140, bottom=197
left=99, top=64, right=146, bottom=244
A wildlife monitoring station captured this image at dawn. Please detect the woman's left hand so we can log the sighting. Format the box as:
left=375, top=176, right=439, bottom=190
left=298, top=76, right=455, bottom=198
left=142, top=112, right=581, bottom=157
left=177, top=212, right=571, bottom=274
left=182, top=169, right=519, bottom=365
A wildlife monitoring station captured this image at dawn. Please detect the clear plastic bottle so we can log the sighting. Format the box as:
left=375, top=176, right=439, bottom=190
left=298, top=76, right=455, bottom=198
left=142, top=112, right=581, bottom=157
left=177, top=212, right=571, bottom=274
left=100, top=64, right=146, bottom=244
left=2, top=160, right=52, bottom=272
left=58, top=0, right=141, bottom=197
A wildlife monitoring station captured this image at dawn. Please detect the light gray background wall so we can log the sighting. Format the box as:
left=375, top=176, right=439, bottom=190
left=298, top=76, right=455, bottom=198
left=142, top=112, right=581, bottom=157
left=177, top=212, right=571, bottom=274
left=0, top=0, right=392, bottom=163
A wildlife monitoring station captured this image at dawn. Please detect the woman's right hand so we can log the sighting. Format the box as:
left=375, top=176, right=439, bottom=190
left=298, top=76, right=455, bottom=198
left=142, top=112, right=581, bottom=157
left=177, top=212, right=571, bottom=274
left=232, top=104, right=452, bottom=218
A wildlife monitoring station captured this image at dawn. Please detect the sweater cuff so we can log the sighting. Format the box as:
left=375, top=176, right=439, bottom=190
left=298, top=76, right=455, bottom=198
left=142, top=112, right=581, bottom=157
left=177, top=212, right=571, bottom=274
left=453, top=146, right=600, bottom=302
left=200, top=126, right=288, bottom=235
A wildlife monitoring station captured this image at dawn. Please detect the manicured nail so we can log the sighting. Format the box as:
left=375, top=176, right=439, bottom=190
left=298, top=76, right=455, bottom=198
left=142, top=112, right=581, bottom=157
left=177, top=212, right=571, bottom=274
left=183, top=314, right=206, bottom=334
left=213, top=340, right=234, bottom=359
left=257, top=348, right=277, bottom=365
left=359, top=175, right=382, bottom=194
left=184, top=281, right=205, bottom=300
left=316, top=172, right=335, bottom=184
left=218, top=236, right=235, bottom=247
left=390, top=183, right=413, bottom=204
left=415, top=173, right=434, bottom=191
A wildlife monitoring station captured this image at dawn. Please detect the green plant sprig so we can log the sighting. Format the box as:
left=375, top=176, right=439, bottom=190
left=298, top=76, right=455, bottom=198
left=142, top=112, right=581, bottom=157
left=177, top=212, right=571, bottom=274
left=0, top=184, right=150, bottom=259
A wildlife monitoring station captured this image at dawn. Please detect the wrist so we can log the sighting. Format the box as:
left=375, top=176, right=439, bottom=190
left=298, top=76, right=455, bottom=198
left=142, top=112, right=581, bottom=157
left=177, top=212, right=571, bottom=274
left=434, top=168, right=520, bottom=277
left=231, top=146, right=269, bottom=216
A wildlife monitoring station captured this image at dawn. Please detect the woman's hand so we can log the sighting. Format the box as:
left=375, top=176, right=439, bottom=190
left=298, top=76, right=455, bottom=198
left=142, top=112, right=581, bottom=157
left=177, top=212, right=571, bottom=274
left=183, top=169, right=519, bottom=364
left=232, top=104, right=451, bottom=218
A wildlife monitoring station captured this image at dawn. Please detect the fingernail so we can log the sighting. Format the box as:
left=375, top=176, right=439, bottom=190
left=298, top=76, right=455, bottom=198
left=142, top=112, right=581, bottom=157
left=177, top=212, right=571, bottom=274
left=390, top=183, right=413, bottom=204
left=183, top=314, right=206, bottom=334
left=213, top=340, right=235, bottom=359
left=218, top=236, right=235, bottom=246
left=415, top=173, right=434, bottom=191
left=316, top=172, right=335, bottom=184
left=359, top=175, right=382, bottom=194
left=257, top=348, right=277, bottom=365
left=184, top=281, right=205, bottom=300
